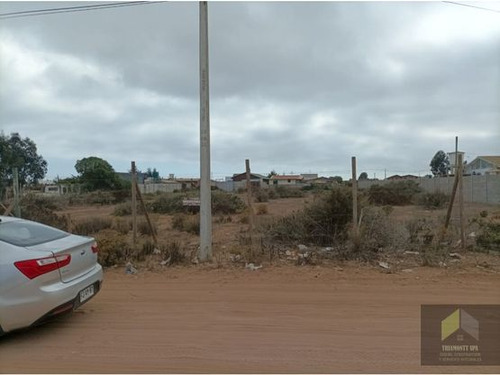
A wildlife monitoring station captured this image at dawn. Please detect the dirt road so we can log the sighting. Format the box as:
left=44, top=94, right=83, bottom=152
left=1, top=265, right=499, bottom=373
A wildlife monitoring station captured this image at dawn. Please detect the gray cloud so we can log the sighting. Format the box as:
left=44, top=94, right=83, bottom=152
left=0, top=1, right=499, bottom=180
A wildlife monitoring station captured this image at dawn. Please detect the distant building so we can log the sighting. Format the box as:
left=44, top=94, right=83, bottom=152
left=465, top=156, right=500, bottom=176
left=231, top=172, right=265, bottom=188
left=116, top=172, right=147, bottom=184
left=300, top=173, right=319, bottom=181
left=269, top=174, right=304, bottom=186
left=175, top=178, right=200, bottom=190
left=386, top=174, right=419, bottom=181
left=309, top=177, right=340, bottom=185
left=447, top=151, right=465, bottom=176
left=232, top=172, right=265, bottom=182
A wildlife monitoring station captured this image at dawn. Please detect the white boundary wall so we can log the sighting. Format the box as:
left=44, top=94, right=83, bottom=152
left=358, top=175, right=500, bottom=204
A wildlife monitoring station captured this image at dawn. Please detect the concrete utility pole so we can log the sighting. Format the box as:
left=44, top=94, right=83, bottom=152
left=458, top=153, right=466, bottom=251
left=351, top=157, right=358, bottom=238
left=199, top=1, right=212, bottom=262
left=131, top=161, right=137, bottom=248
left=245, top=159, right=255, bottom=232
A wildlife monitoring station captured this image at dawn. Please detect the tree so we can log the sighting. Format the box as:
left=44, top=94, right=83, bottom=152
left=145, top=167, right=160, bottom=182
left=358, top=172, right=368, bottom=180
left=75, top=156, right=122, bottom=191
left=0, top=132, right=48, bottom=188
left=331, top=176, right=343, bottom=184
left=430, top=150, right=450, bottom=177
left=267, top=170, right=277, bottom=178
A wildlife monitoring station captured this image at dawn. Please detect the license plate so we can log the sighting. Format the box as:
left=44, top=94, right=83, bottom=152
left=79, top=284, right=95, bottom=303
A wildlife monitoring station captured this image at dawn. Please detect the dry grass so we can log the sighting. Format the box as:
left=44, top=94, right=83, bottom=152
left=53, top=194, right=500, bottom=269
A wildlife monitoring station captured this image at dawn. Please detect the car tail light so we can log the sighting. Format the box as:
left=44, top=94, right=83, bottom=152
left=91, top=243, right=99, bottom=254
left=14, top=254, right=71, bottom=280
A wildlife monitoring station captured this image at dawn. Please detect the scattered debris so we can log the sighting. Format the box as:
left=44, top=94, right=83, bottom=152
left=285, top=249, right=298, bottom=261
left=125, top=262, right=137, bottom=275
left=160, top=256, right=172, bottom=266
left=401, top=269, right=414, bottom=273
left=153, top=248, right=161, bottom=255
left=404, top=251, right=420, bottom=255
left=468, top=232, right=476, bottom=238
left=439, top=261, right=447, bottom=268
left=298, top=244, right=308, bottom=253
left=191, top=257, right=199, bottom=265
left=229, top=254, right=242, bottom=262
left=449, top=252, right=463, bottom=259
left=322, top=247, right=333, bottom=252
left=245, top=263, right=262, bottom=271
left=378, top=261, right=390, bottom=270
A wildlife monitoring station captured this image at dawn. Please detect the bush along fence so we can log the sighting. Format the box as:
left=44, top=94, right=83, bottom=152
left=358, top=174, right=500, bottom=204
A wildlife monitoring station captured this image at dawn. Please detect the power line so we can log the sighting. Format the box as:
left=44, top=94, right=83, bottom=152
left=0, top=1, right=167, bottom=20
left=443, top=1, right=500, bottom=14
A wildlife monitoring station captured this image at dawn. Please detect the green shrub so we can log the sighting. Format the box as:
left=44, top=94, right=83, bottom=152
left=95, top=229, right=131, bottom=267
left=416, top=191, right=449, bottom=209
left=261, top=187, right=353, bottom=246
left=134, top=240, right=156, bottom=262
left=83, top=191, right=116, bottom=205
left=138, top=218, right=157, bottom=236
left=72, top=217, right=113, bottom=236
left=211, top=191, right=246, bottom=214
left=19, top=194, right=68, bottom=230
left=162, top=241, right=187, bottom=265
left=352, top=207, right=409, bottom=259
left=256, top=204, right=268, bottom=215
left=111, top=189, right=130, bottom=204
left=172, top=214, right=199, bottom=235
left=274, top=186, right=305, bottom=198
left=253, top=188, right=269, bottom=202
left=148, top=194, right=185, bottom=214
left=476, top=221, right=500, bottom=251
left=405, top=218, right=436, bottom=246
left=113, top=202, right=132, bottom=216
left=215, top=215, right=232, bottom=224
left=112, top=218, right=131, bottom=235
left=368, top=180, right=421, bottom=206
left=267, top=189, right=278, bottom=200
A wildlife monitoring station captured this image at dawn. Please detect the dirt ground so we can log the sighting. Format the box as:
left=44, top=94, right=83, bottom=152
left=1, top=264, right=499, bottom=374
left=2, top=197, right=498, bottom=373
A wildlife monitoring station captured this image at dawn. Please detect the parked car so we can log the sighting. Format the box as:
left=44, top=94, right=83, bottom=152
left=0, top=215, right=103, bottom=335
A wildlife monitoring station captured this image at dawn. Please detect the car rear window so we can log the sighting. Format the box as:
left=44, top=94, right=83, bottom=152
left=0, top=220, right=69, bottom=247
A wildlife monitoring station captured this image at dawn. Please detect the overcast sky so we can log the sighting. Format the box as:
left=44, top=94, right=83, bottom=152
left=1, top=1, right=499, bottom=181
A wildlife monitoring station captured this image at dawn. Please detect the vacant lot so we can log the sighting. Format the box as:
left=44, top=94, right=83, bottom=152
left=3, top=193, right=499, bottom=373
left=1, top=265, right=499, bottom=373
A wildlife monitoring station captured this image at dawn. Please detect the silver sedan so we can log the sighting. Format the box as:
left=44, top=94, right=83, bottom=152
left=0, top=215, right=103, bottom=335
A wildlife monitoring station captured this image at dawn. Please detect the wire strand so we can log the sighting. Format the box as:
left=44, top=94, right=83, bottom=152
left=0, top=1, right=167, bottom=20
left=443, top=1, right=500, bottom=14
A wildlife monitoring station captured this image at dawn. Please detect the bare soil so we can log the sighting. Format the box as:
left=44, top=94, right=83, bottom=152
left=1, top=265, right=499, bottom=373
left=2, top=197, right=498, bottom=373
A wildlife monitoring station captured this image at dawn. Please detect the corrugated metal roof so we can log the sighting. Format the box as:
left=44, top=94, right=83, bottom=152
left=480, top=156, right=500, bottom=167
left=270, top=175, right=304, bottom=180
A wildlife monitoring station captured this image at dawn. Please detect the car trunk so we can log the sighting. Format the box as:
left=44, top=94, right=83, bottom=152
left=26, top=235, right=97, bottom=283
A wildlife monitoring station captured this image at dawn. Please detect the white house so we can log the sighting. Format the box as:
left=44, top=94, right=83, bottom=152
left=465, top=156, right=500, bottom=176
left=269, top=175, right=304, bottom=186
